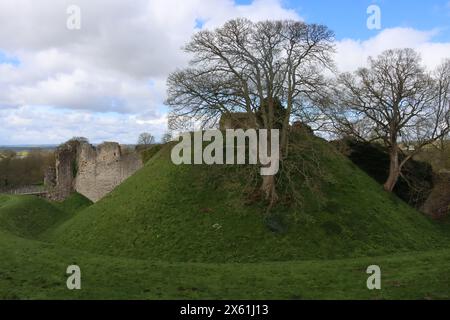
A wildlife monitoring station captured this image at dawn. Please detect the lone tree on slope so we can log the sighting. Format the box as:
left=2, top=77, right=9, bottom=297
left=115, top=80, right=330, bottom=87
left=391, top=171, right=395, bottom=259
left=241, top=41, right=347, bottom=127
left=166, top=18, right=335, bottom=203
left=328, top=49, right=450, bottom=192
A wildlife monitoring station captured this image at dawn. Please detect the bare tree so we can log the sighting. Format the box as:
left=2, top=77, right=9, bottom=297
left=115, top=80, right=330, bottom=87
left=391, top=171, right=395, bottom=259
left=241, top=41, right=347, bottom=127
left=161, top=132, right=173, bottom=143
left=328, top=49, right=450, bottom=192
left=432, top=59, right=450, bottom=168
left=166, top=18, right=335, bottom=203
left=137, top=132, right=155, bottom=146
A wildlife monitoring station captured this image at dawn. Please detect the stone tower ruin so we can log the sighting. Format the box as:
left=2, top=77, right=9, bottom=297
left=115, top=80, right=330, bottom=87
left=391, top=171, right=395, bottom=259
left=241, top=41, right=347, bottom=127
left=46, top=140, right=142, bottom=202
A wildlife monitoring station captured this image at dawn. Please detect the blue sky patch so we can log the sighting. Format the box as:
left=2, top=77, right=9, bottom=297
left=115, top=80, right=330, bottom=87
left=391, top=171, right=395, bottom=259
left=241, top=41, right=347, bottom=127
left=234, top=0, right=450, bottom=42
left=0, top=50, right=20, bottom=66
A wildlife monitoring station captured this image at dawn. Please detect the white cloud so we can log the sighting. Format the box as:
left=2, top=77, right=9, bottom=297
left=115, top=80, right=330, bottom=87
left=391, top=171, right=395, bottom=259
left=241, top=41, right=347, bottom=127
left=0, top=1, right=449, bottom=145
left=335, top=28, right=450, bottom=72
left=0, top=0, right=300, bottom=144
left=0, top=106, right=168, bottom=145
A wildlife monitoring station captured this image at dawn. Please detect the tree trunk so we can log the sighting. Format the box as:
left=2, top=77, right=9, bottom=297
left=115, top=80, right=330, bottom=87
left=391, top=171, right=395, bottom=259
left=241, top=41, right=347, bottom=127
left=259, top=117, right=279, bottom=208
left=260, top=174, right=278, bottom=207
left=384, top=147, right=400, bottom=192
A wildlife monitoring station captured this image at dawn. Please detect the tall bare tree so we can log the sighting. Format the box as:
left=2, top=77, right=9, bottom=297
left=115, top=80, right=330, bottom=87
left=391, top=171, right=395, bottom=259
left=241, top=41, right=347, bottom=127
left=328, top=49, right=450, bottom=192
left=166, top=18, right=334, bottom=202
left=433, top=59, right=450, bottom=168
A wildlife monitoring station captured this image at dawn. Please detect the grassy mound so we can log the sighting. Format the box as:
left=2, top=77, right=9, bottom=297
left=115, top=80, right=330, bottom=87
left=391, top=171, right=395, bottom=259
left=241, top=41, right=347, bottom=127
left=49, top=132, right=450, bottom=262
left=0, top=132, right=449, bottom=299
left=140, top=144, right=163, bottom=163
left=0, top=193, right=91, bottom=239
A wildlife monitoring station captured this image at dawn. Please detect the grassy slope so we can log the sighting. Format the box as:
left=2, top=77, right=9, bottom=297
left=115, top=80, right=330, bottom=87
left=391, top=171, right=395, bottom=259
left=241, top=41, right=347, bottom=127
left=1, top=133, right=449, bottom=299
left=1, top=228, right=450, bottom=299
left=49, top=133, right=449, bottom=263
left=0, top=193, right=91, bottom=239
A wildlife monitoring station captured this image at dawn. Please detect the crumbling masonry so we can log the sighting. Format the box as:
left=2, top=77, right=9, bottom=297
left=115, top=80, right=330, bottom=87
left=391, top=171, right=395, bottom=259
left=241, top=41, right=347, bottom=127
left=45, top=140, right=142, bottom=202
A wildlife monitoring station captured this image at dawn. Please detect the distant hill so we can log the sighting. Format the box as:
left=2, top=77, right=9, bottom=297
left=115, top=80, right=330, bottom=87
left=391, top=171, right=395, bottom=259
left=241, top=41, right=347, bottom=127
left=0, top=145, right=57, bottom=152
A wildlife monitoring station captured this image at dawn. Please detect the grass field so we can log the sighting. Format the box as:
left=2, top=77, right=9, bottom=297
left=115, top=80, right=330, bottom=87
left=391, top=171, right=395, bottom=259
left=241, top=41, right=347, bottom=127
left=1, top=228, right=449, bottom=299
left=0, top=131, right=449, bottom=299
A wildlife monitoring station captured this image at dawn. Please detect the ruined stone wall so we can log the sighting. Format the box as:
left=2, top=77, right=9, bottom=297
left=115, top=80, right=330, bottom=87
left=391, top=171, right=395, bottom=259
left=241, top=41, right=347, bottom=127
left=74, top=142, right=142, bottom=202
left=49, top=141, right=80, bottom=201
left=219, top=112, right=255, bottom=130
left=51, top=141, right=142, bottom=202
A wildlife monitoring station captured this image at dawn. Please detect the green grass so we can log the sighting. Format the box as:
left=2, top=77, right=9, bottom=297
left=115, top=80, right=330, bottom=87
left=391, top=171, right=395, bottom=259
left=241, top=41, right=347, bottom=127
left=140, top=144, right=163, bottom=163
left=1, top=229, right=449, bottom=299
left=1, top=131, right=449, bottom=299
left=49, top=134, right=449, bottom=263
left=0, top=193, right=91, bottom=239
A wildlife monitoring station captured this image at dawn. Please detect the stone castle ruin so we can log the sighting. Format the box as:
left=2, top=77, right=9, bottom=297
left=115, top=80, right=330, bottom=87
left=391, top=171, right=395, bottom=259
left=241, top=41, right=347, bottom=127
left=219, top=112, right=256, bottom=130
left=45, top=140, right=142, bottom=202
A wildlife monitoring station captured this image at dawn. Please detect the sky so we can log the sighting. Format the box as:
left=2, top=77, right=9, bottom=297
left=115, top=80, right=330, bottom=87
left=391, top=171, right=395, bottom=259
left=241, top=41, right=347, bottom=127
left=0, top=0, right=449, bottom=145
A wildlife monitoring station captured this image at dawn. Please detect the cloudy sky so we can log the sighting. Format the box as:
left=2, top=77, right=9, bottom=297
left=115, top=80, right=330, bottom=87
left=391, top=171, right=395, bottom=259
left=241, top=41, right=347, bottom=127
left=0, top=0, right=449, bottom=145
